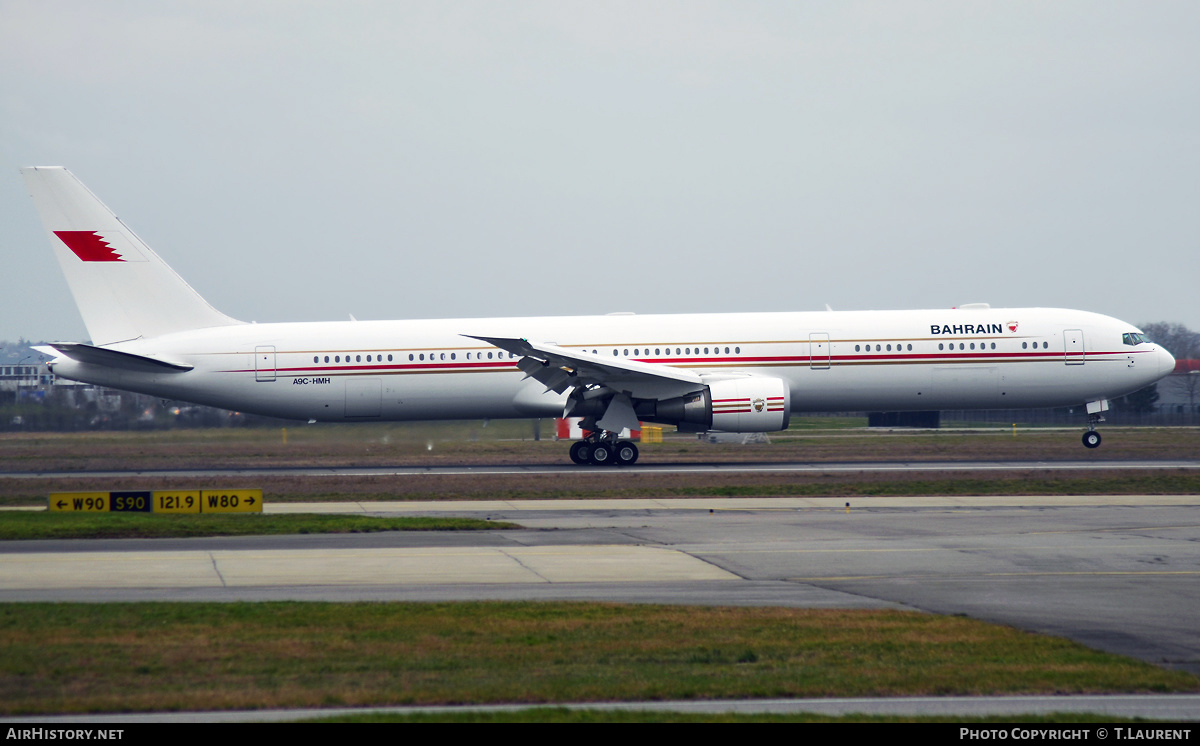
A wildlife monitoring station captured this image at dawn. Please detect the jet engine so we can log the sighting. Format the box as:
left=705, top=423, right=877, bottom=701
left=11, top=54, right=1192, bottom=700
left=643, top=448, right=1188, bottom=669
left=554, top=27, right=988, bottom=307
left=650, top=377, right=791, bottom=433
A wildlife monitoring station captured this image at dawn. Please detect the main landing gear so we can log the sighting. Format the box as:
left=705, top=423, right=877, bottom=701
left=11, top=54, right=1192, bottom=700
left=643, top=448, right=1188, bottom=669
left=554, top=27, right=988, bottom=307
left=569, top=437, right=639, bottom=466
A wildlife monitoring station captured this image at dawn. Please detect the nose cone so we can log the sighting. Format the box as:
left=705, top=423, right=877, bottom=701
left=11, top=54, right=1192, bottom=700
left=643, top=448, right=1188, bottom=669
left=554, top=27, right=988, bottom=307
left=1158, top=345, right=1177, bottom=378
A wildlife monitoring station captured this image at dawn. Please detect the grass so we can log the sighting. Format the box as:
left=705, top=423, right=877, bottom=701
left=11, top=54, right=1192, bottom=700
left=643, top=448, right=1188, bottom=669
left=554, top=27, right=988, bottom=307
left=0, top=512, right=518, bottom=540
left=782, top=416, right=869, bottom=430
left=1, top=603, right=1195, bottom=715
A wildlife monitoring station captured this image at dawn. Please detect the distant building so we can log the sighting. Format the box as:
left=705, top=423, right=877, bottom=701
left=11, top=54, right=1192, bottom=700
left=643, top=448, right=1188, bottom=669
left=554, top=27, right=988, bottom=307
left=0, top=364, right=52, bottom=391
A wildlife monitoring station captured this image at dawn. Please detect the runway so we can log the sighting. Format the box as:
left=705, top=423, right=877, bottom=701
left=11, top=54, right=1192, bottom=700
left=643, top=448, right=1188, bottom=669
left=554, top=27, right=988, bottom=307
left=5, top=457, right=1200, bottom=479
left=4, top=493, right=1199, bottom=681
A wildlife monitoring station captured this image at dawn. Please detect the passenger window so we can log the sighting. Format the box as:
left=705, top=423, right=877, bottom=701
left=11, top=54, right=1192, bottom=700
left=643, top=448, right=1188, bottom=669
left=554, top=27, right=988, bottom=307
left=324, top=356, right=330, bottom=363
left=855, top=345, right=861, bottom=352
left=409, top=354, right=414, bottom=361
left=938, top=344, right=943, bottom=350
left=313, top=356, right=318, bottom=363
left=450, top=353, right=456, bottom=360
left=907, top=344, right=912, bottom=351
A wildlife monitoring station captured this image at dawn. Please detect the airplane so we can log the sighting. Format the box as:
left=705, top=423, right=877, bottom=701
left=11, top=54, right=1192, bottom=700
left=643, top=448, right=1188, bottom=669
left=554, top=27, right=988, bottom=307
left=21, top=167, right=1177, bottom=465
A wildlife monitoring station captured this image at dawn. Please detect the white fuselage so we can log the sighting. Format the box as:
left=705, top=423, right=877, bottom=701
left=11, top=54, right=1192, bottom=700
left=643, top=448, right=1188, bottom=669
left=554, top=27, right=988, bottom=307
left=48, top=307, right=1175, bottom=424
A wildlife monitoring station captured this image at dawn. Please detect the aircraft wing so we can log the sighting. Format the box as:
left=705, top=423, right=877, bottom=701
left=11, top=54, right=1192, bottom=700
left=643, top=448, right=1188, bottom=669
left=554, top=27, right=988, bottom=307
left=466, top=335, right=704, bottom=400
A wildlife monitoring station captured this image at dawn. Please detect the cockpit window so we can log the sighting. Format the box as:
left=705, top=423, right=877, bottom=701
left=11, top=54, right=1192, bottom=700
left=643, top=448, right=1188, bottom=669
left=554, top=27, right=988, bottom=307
left=1123, top=332, right=1148, bottom=346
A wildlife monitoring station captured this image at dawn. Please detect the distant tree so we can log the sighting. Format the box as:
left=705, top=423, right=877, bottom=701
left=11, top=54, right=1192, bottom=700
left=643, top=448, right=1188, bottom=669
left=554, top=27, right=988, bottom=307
left=1114, top=383, right=1159, bottom=414
left=1140, top=322, right=1200, bottom=414
left=1169, top=361, right=1200, bottom=414
left=1139, top=322, right=1199, bottom=361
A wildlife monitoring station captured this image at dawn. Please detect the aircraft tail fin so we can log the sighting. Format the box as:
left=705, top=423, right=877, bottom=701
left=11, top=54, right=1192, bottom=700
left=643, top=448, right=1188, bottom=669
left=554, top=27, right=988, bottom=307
left=21, top=167, right=243, bottom=346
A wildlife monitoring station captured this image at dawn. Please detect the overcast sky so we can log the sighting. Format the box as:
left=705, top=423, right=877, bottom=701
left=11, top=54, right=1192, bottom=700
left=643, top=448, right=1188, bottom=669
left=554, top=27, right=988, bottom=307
left=1, top=1, right=1197, bottom=344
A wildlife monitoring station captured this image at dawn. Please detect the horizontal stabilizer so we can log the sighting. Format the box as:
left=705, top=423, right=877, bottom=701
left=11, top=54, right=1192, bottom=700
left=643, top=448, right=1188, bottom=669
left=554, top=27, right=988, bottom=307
left=40, top=343, right=193, bottom=373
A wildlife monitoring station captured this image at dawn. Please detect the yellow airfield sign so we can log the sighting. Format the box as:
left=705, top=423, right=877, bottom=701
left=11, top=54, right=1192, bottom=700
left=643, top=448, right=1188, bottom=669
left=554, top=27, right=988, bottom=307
left=49, top=489, right=263, bottom=514
left=199, top=489, right=263, bottom=513
left=48, top=492, right=111, bottom=512
left=153, top=490, right=202, bottom=514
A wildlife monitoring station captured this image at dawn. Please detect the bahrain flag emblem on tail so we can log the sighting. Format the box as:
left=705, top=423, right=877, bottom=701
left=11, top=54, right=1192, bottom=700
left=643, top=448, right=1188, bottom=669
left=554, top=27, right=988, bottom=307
left=54, top=230, right=147, bottom=262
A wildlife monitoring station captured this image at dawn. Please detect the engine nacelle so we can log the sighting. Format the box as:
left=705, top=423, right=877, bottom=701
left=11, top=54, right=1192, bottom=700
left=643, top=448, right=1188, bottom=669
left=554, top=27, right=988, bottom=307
left=650, top=377, right=791, bottom=433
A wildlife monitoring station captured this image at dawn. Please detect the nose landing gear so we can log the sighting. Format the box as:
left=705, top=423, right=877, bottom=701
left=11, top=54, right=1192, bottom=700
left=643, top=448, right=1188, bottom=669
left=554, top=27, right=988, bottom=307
left=1081, top=399, right=1109, bottom=449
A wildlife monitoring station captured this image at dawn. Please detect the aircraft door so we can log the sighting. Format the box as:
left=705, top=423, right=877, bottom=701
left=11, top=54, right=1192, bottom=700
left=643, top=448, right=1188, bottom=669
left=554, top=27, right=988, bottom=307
left=1064, top=329, right=1085, bottom=365
left=254, top=346, right=277, bottom=382
left=809, top=333, right=830, bottom=369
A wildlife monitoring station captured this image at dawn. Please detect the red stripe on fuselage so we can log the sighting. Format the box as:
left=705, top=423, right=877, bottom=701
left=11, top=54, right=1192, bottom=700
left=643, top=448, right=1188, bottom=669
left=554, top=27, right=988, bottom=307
left=220, top=347, right=1145, bottom=376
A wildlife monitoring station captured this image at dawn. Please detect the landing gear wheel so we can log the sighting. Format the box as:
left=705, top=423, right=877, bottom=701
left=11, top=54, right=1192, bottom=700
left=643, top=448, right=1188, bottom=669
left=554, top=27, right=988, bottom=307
left=615, top=441, right=639, bottom=466
left=569, top=441, right=592, bottom=465
left=589, top=442, right=614, bottom=465
left=1082, top=431, right=1102, bottom=449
